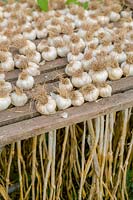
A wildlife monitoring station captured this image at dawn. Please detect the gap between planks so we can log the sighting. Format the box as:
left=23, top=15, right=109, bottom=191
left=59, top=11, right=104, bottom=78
left=0, top=89, right=133, bottom=147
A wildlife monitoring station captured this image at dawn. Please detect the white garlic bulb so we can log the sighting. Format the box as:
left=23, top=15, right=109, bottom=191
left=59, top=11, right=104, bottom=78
left=80, top=84, right=99, bottom=102
left=11, top=87, right=28, bottom=107
left=0, top=68, right=5, bottom=81
left=51, top=90, right=71, bottom=110
left=0, top=51, right=14, bottom=72
left=37, top=40, right=48, bottom=52
left=89, top=62, right=108, bottom=83
left=0, top=80, right=12, bottom=93
left=19, top=40, right=36, bottom=55
left=36, top=27, right=48, bottom=39
left=121, top=55, right=133, bottom=76
left=67, top=49, right=84, bottom=62
left=42, top=46, right=57, bottom=61
left=70, top=90, right=84, bottom=106
left=0, top=91, right=11, bottom=111
left=107, top=60, right=123, bottom=80
left=24, top=62, right=40, bottom=76
left=36, top=95, right=56, bottom=115
left=16, top=71, right=34, bottom=90
left=26, top=50, right=41, bottom=64
left=65, top=61, right=82, bottom=76
left=97, top=83, right=112, bottom=98
left=82, top=52, right=96, bottom=71
left=72, top=70, right=92, bottom=88
left=23, top=27, right=36, bottom=40
left=109, top=12, right=120, bottom=22
left=70, top=34, right=85, bottom=52
left=59, top=77, right=73, bottom=91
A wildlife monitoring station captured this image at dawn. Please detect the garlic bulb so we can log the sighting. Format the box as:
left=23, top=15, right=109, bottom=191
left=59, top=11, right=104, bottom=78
left=26, top=49, right=41, bottom=64
left=14, top=54, right=27, bottom=69
left=70, top=34, right=85, bottom=52
left=23, top=62, right=40, bottom=76
left=121, top=55, right=133, bottom=76
left=96, top=82, right=112, bottom=98
left=109, top=11, right=120, bottom=22
left=0, top=80, right=12, bottom=93
left=110, top=44, right=127, bottom=63
left=107, top=59, right=123, bottom=80
left=67, top=48, right=84, bottom=62
left=33, top=84, right=56, bottom=115
left=70, top=90, right=84, bottom=106
left=55, top=41, right=70, bottom=58
left=98, top=39, right=114, bottom=53
left=65, top=61, right=82, bottom=76
left=36, top=26, right=48, bottom=39
left=59, top=77, right=73, bottom=91
left=89, top=60, right=108, bottom=83
left=0, top=90, right=11, bottom=111
left=80, top=84, right=99, bottom=102
left=36, top=95, right=56, bottom=115
left=37, top=40, right=48, bottom=52
left=0, top=51, right=14, bottom=71
left=11, top=87, right=28, bottom=107
left=23, top=27, right=36, bottom=40
left=19, top=39, right=36, bottom=55
left=0, top=68, right=5, bottom=81
left=72, top=70, right=92, bottom=88
left=82, top=52, right=96, bottom=71
left=16, top=71, right=34, bottom=90
left=42, top=46, right=57, bottom=61
left=51, top=89, right=71, bottom=110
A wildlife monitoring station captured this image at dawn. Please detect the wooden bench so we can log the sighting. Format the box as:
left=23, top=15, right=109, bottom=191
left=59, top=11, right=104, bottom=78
left=0, top=57, right=133, bottom=148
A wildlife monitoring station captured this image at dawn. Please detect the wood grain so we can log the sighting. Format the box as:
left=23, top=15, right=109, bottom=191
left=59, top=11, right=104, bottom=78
left=0, top=89, right=133, bottom=147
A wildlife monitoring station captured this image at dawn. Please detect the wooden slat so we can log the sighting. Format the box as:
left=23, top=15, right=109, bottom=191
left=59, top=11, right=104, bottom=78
left=0, top=89, right=133, bottom=147
left=6, top=58, right=67, bottom=81
left=0, top=76, right=133, bottom=127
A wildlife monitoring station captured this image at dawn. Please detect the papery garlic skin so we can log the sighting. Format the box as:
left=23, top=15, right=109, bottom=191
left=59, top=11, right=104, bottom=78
left=109, top=12, right=120, bottom=22
left=51, top=93, right=71, bottom=110
left=16, top=74, right=34, bottom=90
left=0, top=96, right=11, bottom=111
left=121, top=62, right=133, bottom=76
left=23, top=29, right=36, bottom=41
left=89, top=69, right=108, bottom=83
left=19, top=40, right=36, bottom=55
left=57, top=46, right=70, bottom=57
left=107, top=67, right=123, bottom=80
left=71, top=90, right=84, bottom=106
left=67, top=52, right=84, bottom=62
left=59, top=79, right=73, bottom=91
left=36, top=95, right=56, bottom=115
left=28, top=51, right=41, bottom=64
left=11, top=92, right=28, bottom=107
left=72, top=72, right=92, bottom=88
left=42, top=47, right=57, bottom=61
left=81, top=86, right=99, bottom=102
left=24, top=62, right=40, bottom=76
left=1, top=56, right=14, bottom=72
left=99, top=84, right=112, bottom=97
left=65, top=61, right=82, bottom=76
left=36, top=28, right=48, bottom=39
left=110, top=51, right=127, bottom=64
left=82, top=57, right=96, bottom=71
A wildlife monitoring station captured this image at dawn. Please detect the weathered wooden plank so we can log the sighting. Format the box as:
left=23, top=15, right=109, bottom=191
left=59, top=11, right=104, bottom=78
left=0, top=76, right=133, bottom=127
left=6, top=58, right=67, bottom=81
left=0, top=89, right=133, bottom=147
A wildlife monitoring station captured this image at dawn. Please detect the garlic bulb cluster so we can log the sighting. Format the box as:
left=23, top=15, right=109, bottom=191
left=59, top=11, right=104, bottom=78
left=33, top=85, right=56, bottom=115
left=0, top=0, right=132, bottom=113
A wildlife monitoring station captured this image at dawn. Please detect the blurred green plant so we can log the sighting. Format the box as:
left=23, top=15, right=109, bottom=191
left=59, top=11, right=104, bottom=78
left=37, top=0, right=89, bottom=11
left=127, top=170, right=133, bottom=200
